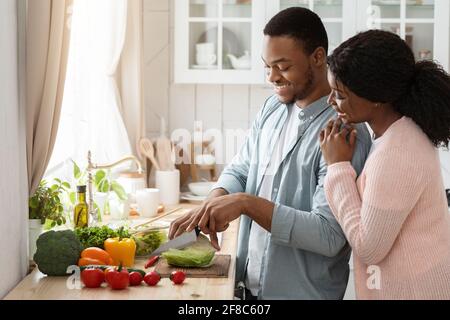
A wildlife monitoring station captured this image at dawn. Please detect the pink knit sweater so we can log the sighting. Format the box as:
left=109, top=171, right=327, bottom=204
left=325, top=117, right=450, bottom=300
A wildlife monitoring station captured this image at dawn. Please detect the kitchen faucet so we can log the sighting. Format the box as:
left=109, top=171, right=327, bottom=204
left=87, top=151, right=143, bottom=224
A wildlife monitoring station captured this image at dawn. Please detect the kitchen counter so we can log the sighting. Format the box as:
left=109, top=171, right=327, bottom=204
left=4, top=203, right=239, bottom=300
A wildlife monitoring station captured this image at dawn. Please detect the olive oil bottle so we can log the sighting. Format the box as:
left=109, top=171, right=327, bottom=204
left=74, top=185, right=89, bottom=228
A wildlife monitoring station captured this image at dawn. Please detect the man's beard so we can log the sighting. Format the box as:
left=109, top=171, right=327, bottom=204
left=285, top=65, right=315, bottom=104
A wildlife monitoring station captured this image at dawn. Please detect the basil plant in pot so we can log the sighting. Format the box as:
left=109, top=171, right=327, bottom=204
left=28, top=179, right=70, bottom=260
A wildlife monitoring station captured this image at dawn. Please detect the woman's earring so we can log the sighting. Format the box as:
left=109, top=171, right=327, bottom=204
left=375, top=103, right=380, bottom=108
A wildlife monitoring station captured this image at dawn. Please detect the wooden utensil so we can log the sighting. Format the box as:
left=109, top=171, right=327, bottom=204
left=140, top=138, right=161, bottom=171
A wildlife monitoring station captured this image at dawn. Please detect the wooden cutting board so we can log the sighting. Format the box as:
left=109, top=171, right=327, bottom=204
left=154, top=255, right=231, bottom=278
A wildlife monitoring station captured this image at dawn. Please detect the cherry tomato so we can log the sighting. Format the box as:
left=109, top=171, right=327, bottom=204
left=129, top=271, right=143, bottom=286
left=81, top=268, right=105, bottom=288
left=170, top=270, right=186, bottom=285
left=105, top=265, right=129, bottom=290
left=144, top=271, right=161, bottom=286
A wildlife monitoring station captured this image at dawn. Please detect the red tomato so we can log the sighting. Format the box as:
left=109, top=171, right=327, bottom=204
left=81, top=268, right=105, bottom=288
left=144, top=271, right=161, bottom=286
left=105, top=266, right=129, bottom=290
left=170, top=270, right=186, bottom=285
left=129, top=272, right=143, bottom=286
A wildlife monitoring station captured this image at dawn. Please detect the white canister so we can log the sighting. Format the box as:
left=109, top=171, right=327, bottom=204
left=155, top=170, right=180, bottom=206
left=93, top=192, right=108, bottom=217
left=29, top=219, right=43, bottom=260
left=136, top=188, right=160, bottom=218
left=109, top=196, right=127, bottom=221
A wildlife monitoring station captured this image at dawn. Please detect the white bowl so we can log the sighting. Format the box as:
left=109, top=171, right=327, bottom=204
left=188, top=182, right=215, bottom=197
left=195, top=154, right=216, bottom=166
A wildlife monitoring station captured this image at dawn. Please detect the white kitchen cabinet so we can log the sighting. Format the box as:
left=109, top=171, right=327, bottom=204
left=175, top=0, right=358, bottom=84
left=356, top=0, right=449, bottom=71
left=174, top=0, right=449, bottom=84
left=268, top=0, right=449, bottom=70
left=174, top=0, right=266, bottom=84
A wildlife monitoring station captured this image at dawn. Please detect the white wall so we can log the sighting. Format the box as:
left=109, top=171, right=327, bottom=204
left=0, top=0, right=29, bottom=298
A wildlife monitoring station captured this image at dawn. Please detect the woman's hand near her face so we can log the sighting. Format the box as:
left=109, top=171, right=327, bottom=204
left=320, top=117, right=358, bottom=165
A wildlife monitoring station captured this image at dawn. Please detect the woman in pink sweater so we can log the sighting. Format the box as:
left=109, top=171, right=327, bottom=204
left=320, top=30, right=450, bottom=299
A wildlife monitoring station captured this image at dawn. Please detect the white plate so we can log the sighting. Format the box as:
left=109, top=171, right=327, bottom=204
left=376, top=0, right=417, bottom=5
left=191, top=65, right=217, bottom=70
left=181, top=192, right=207, bottom=203
left=230, top=65, right=251, bottom=70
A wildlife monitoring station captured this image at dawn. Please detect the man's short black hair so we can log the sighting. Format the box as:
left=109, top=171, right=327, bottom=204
left=264, top=7, right=329, bottom=55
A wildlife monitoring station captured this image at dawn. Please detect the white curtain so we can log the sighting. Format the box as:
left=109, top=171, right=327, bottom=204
left=119, top=0, right=146, bottom=159
left=48, top=0, right=131, bottom=171
left=27, top=0, right=73, bottom=194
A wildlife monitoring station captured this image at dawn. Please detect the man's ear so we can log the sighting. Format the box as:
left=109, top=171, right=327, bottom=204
left=311, top=47, right=327, bottom=67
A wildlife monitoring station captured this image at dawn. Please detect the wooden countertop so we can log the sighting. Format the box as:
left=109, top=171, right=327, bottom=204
left=4, top=203, right=239, bottom=300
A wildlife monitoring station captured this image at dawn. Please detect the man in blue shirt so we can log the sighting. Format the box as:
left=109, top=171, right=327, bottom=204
left=169, top=7, right=372, bottom=300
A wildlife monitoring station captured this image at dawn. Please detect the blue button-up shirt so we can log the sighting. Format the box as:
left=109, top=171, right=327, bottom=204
left=214, top=95, right=372, bottom=300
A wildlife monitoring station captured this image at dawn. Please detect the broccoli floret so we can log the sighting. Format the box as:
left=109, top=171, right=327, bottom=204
left=33, top=230, right=82, bottom=276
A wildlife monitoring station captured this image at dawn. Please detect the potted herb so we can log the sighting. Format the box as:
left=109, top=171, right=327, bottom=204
left=28, top=179, right=70, bottom=259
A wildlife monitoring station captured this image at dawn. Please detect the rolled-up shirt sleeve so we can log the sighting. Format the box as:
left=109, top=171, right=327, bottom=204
left=270, top=185, right=348, bottom=257
left=214, top=172, right=246, bottom=195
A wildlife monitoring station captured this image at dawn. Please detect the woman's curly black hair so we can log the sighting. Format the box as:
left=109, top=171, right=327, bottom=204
left=328, top=29, right=450, bottom=148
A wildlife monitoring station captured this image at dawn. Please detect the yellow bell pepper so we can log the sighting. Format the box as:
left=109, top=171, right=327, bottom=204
left=104, top=234, right=136, bottom=268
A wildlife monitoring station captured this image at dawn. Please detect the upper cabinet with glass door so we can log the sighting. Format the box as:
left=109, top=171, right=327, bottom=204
left=266, top=0, right=359, bottom=55
left=356, top=0, right=449, bottom=71
left=174, top=0, right=449, bottom=84
left=174, top=0, right=266, bottom=83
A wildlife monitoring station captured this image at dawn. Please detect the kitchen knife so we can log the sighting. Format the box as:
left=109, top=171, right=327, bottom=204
left=150, top=227, right=201, bottom=257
